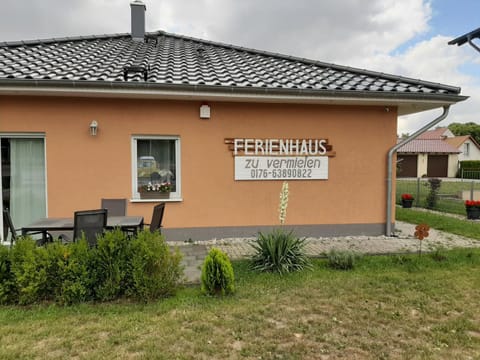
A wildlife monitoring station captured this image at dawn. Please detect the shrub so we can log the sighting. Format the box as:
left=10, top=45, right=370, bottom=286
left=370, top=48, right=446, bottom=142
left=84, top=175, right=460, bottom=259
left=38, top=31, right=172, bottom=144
left=425, top=178, right=442, bottom=209
left=327, top=250, right=359, bottom=270
left=251, top=229, right=311, bottom=274
left=90, top=229, right=132, bottom=301
left=201, top=248, right=235, bottom=296
left=58, top=239, right=92, bottom=305
left=130, top=230, right=183, bottom=302
left=0, top=245, right=17, bottom=304
left=9, top=238, right=49, bottom=305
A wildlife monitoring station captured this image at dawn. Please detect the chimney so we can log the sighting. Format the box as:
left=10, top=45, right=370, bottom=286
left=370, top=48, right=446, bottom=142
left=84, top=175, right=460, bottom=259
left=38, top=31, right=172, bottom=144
left=130, top=0, right=146, bottom=41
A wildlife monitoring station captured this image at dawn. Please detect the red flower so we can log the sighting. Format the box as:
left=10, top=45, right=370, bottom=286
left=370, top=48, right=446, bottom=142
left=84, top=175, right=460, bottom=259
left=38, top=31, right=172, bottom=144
left=465, top=200, right=480, bottom=208
left=401, top=193, right=413, bottom=200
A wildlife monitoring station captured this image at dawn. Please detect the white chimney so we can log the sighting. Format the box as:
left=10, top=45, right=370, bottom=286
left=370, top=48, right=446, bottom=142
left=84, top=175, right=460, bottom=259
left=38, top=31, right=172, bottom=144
left=130, top=0, right=146, bottom=41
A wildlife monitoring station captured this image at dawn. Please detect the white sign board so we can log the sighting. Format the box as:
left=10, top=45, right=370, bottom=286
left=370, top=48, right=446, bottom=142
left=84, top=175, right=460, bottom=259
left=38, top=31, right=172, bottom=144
left=235, top=156, right=328, bottom=180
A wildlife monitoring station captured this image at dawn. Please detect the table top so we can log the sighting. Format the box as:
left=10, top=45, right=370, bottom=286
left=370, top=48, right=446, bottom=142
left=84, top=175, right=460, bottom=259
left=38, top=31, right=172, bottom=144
left=22, top=216, right=144, bottom=232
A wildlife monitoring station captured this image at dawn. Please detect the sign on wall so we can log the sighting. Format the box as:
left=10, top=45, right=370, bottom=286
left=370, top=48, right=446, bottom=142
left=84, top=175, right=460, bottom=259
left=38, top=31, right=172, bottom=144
left=225, top=138, right=335, bottom=181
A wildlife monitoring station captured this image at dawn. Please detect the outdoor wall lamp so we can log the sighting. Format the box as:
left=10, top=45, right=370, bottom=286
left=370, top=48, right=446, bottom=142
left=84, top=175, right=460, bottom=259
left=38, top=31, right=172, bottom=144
left=199, top=103, right=210, bottom=119
left=89, top=120, right=98, bottom=136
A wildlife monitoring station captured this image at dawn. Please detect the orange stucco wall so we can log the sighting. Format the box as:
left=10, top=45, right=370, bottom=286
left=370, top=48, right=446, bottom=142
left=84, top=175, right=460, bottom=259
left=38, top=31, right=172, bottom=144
left=0, top=96, right=397, bottom=233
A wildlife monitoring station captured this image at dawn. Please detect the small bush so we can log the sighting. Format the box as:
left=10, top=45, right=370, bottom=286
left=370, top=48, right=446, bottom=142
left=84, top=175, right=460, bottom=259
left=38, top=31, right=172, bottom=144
left=0, top=245, right=17, bottom=304
left=130, top=230, right=183, bottom=302
left=201, top=248, right=235, bottom=296
left=90, top=229, right=132, bottom=301
left=58, top=240, right=92, bottom=305
left=9, top=238, right=49, bottom=305
left=251, top=229, right=311, bottom=274
left=327, top=250, right=359, bottom=270
left=425, top=178, right=442, bottom=209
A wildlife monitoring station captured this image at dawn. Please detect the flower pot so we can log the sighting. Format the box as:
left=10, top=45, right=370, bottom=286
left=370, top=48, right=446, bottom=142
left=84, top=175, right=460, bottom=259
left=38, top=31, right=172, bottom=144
left=140, top=191, right=170, bottom=200
left=401, top=199, right=414, bottom=208
left=466, top=207, right=480, bottom=220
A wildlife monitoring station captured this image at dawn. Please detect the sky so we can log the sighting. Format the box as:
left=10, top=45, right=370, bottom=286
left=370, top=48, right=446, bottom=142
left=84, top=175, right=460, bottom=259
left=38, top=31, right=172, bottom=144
left=1, top=0, right=479, bottom=134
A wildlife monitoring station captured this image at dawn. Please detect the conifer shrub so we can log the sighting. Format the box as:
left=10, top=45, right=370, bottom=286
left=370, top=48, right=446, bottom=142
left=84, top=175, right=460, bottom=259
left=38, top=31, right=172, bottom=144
left=0, top=244, right=17, bottom=304
left=9, top=238, right=49, bottom=305
left=130, top=230, right=183, bottom=302
left=251, top=229, right=311, bottom=274
left=58, top=239, right=92, bottom=305
left=201, top=248, right=235, bottom=296
left=90, top=229, right=132, bottom=301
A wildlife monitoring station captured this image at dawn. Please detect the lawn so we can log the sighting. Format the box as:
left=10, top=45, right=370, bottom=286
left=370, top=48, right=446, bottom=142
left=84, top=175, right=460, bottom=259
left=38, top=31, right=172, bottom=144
left=1, top=251, right=480, bottom=359
left=396, top=207, right=480, bottom=240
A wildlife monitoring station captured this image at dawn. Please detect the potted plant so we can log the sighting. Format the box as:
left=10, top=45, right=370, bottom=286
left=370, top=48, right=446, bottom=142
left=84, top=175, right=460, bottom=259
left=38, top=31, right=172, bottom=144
left=139, top=181, right=172, bottom=199
left=465, top=200, right=480, bottom=220
left=401, top=193, right=414, bottom=208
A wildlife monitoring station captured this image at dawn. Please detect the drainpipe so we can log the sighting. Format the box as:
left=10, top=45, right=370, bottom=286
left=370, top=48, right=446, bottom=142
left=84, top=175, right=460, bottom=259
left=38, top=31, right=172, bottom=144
left=386, top=105, right=450, bottom=236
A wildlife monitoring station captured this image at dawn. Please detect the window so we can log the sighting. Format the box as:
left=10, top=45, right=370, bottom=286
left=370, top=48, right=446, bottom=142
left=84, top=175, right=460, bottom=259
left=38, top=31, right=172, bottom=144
left=1, top=135, right=47, bottom=242
left=464, top=142, right=470, bottom=157
left=132, top=136, right=181, bottom=200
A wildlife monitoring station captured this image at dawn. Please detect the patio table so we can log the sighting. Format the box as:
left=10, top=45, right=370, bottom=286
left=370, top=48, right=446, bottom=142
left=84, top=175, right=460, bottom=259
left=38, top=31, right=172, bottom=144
left=21, top=216, right=144, bottom=242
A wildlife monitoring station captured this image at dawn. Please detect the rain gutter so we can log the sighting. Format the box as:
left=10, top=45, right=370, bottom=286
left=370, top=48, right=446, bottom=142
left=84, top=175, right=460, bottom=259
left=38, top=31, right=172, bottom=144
left=385, top=105, right=450, bottom=236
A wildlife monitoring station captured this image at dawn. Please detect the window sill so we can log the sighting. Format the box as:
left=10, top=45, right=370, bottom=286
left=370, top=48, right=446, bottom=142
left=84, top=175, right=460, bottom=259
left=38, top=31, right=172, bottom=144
left=130, top=198, right=183, bottom=203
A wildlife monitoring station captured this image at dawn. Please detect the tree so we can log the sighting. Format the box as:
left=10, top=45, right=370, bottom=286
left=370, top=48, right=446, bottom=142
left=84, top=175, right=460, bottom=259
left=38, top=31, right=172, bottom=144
left=448, top=122, right=480, bottom=144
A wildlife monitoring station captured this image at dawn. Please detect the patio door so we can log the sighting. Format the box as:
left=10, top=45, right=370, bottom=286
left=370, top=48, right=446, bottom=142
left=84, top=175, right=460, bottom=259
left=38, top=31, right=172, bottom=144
left=1, top=135, right=47, bottom=243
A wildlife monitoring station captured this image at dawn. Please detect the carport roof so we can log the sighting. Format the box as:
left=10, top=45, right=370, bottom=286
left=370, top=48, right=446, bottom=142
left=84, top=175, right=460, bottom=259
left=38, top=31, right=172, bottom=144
left=397, top=139, right=461, bottom=154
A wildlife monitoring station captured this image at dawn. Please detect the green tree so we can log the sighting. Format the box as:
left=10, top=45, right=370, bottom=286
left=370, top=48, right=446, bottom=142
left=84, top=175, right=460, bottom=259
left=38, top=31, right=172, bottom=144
left=448, top=122, right=480, bottom=144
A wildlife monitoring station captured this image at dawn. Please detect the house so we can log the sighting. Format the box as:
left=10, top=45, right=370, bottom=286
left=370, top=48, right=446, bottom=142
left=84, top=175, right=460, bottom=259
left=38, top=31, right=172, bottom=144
left=397, top=127, right=480, bottom=178
left=444, top=135, right=480, bottom=163
left=0, top=1, right=467, bottom=241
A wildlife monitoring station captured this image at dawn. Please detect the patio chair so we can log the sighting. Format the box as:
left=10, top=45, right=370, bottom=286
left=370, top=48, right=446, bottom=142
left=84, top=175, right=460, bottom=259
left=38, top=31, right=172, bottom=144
left=101, top=198, right=127, bottom=216
left=146, top=203, right=165, bottom=234
left=73, top=209, right=108, bottom=247
left=2, top=209, right=51, bottom=246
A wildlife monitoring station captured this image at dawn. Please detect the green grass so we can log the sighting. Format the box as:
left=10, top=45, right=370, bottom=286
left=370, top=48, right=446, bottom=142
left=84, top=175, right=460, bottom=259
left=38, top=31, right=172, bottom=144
left=397, top=207, right=480, bottom=240
left=1, top=252, right=480, bottom=359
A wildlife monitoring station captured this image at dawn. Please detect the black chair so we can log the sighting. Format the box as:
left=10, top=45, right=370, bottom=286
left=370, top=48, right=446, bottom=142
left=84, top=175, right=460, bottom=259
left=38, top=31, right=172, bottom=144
left=101, top=198, right=127, bottom=216
left=73, top=209, right=108, bottom=247
left=147, top=203, right=165, bottom=234
left=3, top=209, right=51, bottom=246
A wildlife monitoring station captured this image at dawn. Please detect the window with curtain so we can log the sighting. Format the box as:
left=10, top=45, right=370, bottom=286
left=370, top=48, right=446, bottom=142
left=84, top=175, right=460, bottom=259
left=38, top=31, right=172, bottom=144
left=133, top=136, right=180, bottom=200
left=1, top=137, right=46, bottom=240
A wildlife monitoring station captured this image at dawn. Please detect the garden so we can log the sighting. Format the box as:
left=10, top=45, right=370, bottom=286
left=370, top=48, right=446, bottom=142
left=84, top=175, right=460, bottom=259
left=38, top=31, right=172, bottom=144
left=0, top=181, right=479, bottom=358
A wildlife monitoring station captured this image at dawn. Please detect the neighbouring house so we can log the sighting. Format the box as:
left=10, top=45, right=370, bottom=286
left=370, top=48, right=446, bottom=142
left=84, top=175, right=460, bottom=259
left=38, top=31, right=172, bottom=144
left=397, top=127, right=480, bottom=178
left=444, top=134, right=480, bottom=162
left=0, top=1, right=467, bottom=241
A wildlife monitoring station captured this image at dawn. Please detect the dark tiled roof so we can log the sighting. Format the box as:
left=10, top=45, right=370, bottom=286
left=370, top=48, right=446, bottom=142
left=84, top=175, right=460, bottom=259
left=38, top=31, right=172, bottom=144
left=0, top=30, right=465, bottom=102
left=397, top=139, right=461, bottom=154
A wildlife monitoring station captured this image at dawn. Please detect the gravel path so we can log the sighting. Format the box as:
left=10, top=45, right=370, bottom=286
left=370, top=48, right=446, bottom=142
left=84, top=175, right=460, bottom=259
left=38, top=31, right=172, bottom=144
left=172, top=221, right=480, bottom=260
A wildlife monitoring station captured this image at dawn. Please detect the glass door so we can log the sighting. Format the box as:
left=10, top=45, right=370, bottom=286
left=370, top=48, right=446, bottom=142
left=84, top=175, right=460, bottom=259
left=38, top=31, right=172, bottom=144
left=1, top=136, right=46, bottom=243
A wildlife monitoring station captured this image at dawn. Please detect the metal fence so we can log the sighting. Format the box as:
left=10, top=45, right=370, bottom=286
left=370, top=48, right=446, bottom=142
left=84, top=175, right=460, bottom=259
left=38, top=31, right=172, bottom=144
left=460, top=169, right=480, bottom=180
left=396, top=178, right=480, bottom=215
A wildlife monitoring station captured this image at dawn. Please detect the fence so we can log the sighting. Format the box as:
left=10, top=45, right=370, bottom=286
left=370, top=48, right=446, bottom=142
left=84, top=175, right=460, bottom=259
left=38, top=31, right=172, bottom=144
left=396, top=178, right=480, bottom=215
left=460, top=169, right=480, bottom=180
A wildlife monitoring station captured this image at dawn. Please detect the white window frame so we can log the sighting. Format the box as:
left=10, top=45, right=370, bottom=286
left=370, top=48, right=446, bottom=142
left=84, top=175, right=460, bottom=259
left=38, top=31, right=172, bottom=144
left=131, top=135, right=182, bottom=202
left=464, top=142, right=470, bottom=157
left=0, top=133, right=48, bottom=244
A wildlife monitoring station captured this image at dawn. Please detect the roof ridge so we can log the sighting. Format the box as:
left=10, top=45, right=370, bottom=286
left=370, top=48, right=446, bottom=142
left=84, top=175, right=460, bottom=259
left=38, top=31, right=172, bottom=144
left=0, top=33, right=130, bottom=47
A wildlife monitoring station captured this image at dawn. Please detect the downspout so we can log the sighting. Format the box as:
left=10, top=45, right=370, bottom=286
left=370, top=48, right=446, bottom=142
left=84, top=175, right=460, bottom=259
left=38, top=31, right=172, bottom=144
left=386, top=105, right=450, bottom=236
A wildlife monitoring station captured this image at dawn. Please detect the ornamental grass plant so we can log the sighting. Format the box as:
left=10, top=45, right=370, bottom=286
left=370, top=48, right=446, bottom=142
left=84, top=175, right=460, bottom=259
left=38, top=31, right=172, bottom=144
left=250, top=181, right=311, bottom=274
left=251, top=229, right=311, bottom=274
